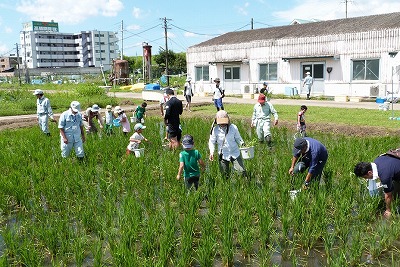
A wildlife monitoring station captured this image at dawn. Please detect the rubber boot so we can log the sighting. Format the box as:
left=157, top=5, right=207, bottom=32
left=307, top=94, right=310, bottom=100
left=266, top=135, right=272, bottom=148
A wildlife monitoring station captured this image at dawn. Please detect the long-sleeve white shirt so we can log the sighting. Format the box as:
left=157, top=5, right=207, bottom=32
left=36, top=96, right=54, bottom=119
left=209, top=124, right=244, bottom=160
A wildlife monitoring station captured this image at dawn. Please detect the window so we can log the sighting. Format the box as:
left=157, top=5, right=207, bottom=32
left=352, top=59, right=379, bottom=80
left=259, top=63, right=277, bottom=81
left=195, top=66, right=209, bottom=81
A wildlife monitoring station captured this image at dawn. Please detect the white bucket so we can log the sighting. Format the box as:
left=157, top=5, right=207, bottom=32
left=240, top=146, right=254, bottom=159
left=130, top=117, right=135, bottom=123
left=132, top=148, right=144, bottom=158
left=289, top=190, right=300, bottom=200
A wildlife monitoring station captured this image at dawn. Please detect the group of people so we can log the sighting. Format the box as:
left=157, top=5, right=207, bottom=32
left=34, top=85, right=400, bottom=218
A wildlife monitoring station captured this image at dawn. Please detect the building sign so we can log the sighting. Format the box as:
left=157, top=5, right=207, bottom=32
left=24, top=21, right=59, bottom=32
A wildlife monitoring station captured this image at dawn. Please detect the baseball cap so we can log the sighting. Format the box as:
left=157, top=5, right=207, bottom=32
left=182, top=134, right=194, bottom=149
left=91, top=104, right=101, bottom=112
left=263, top=82, right=268, bottom=86
left=258, top=94, right=266, bottom=104
left=33, top=89, right=44, bottom=95
left=134, top=123, right=146, bottom=131
left=106, top=105, right=112, bottom=110
left=215, top=110, right=229, bottom=125
left=70, top=101, right=81, bottom=112
left=293, top=138, right=307, bottom=156
left=114, top=106, right=123, bottom=114
left=213, top=78, right=220, bottom=82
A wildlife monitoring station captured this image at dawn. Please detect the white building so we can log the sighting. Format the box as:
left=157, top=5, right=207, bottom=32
left=20, top=21, right=118, bottom=71
left=187, top=12, right=400, bottom=98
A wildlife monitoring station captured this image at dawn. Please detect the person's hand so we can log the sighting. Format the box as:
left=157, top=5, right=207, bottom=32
left=209, top=154, right=214, bottom=161
left=384, top=210, right=391, bottom=218
left=250, top=123, right=254, bottom=128
left=63, top=137, right=68, bottom=144
left=289, top=167, right=294, bottom=175
left=176, top=174, right=181, bottom=180
left=302, top=181, right=310, bottom=190
left=274, top=120, right=278, bottom=126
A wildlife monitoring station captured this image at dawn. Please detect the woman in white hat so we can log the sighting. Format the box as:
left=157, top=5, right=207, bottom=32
left=183, top=77, right=194, bottom=112
left=208, top=110, right=247, bottom=179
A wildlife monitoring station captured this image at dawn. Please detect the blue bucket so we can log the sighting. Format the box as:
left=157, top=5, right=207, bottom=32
left=113, top=119, right=121, bottom=127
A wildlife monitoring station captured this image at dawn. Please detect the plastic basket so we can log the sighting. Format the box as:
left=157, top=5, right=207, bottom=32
left=240, top=146, right=254, bottom=159
left=113, top=119, right=121, bottom=127
left=132, top=148, right=144, bottom=158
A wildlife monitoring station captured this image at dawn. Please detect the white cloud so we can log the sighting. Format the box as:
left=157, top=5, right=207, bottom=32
left=132, top=7, right=142, bottom=19
left=127, top=24, right=140, bottom=31
left=184, top=32, right=197, bottom=37
left=5, top=27, right=12, bottom=33
left=15, top=0, right=124, bottom=24
left=235, top=2, right=250, bottom=16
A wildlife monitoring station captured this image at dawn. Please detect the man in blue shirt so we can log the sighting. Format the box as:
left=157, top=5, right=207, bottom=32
left=289, top=137, right=328, bottom=189
left=58, top=101, right=85, bottom=159
left=354, top=155, right=400, bottom=218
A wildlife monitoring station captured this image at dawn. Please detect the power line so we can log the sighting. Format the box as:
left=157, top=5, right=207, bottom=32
left=0, top=47, right=17, bottom=58
left=170, top=23, right=220, bottom=36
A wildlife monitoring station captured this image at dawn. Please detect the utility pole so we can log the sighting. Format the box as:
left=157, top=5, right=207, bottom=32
left=251, top=18, right=254, bottom=29
left=120, top=20, right=124, bottom=60
left=15, top=43, right=21, bottom=86
left=161, top=17, right=171, bottom=87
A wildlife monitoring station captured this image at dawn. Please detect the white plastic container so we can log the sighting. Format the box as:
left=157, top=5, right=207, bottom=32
left=132, top=148, right=144, bottom=158
left=240, top=146, right=254, bottom=159
left=289, top=190, right=300, bottom=200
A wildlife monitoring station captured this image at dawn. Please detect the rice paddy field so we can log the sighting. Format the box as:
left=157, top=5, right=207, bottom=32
left=0, top=104, right=400, bottom=266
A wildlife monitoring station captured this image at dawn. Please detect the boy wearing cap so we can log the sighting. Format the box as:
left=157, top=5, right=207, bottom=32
left=212, top=78, right=225, bottom=111
left=82, top=104, right=104, bottom=134
left=33, top=89, right=56, bottom=136
left=58, top=101, right=85, bottom=159
left=104, top=105, right=115, bottom=135
left=251, top=94, right=278, bottom=147
left=209, top=110, right=247, bottom=179
left=127, top=123, right=148, bottom=157
left=177, top=134, right=205, bottom=190
left=289, top=137, right=328, bottom=189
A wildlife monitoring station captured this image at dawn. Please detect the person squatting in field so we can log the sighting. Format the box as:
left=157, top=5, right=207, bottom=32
left=82, top=104, right=104, bottom=134
left=33, top=89, right=56, bottom=136
left=58, top=101, right=85, bottom=159
left=209, top=110, right=247, bottom=179
left=289, top=137, right=328, bottom=190
left=354, top=153, right=400, bottom=218
left=251, top=94, right=278, bottom=147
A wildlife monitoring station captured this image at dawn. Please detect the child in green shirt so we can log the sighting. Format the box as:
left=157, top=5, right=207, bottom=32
left=176, top=134, right=205, bottom=190
left=134, top=102, right=147, bottom=123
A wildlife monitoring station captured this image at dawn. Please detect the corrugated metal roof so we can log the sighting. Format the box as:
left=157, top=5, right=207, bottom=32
left=191, top=12, right=400, bottom=48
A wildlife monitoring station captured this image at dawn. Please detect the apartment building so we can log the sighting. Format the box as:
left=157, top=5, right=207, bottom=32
left=20, top=21, right=118, bottom=71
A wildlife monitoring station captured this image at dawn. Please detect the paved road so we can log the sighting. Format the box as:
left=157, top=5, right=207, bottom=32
left=0, top=92, right=398, bottom=125
left=110, top=92, right=400, bottom=110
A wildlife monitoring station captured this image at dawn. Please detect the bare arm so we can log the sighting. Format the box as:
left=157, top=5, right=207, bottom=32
left=384, top=192, right=393, bottom=218
left=199, top=159, right=206, bottom=171
left=288, top=156, right=298, bottom=175
left=176, top=162, right=184, bottom=180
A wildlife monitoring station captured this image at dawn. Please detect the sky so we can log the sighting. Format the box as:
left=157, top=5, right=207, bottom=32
left=0, top=0, right=400, bottom=58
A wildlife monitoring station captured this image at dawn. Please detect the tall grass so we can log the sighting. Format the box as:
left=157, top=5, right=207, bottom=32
left=0, top=115, right=399, bottom=266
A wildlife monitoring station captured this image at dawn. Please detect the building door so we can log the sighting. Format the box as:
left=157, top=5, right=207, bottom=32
left=301, top=63, right=325, bottom=95
left=223, top=65, right=241, bottom=94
